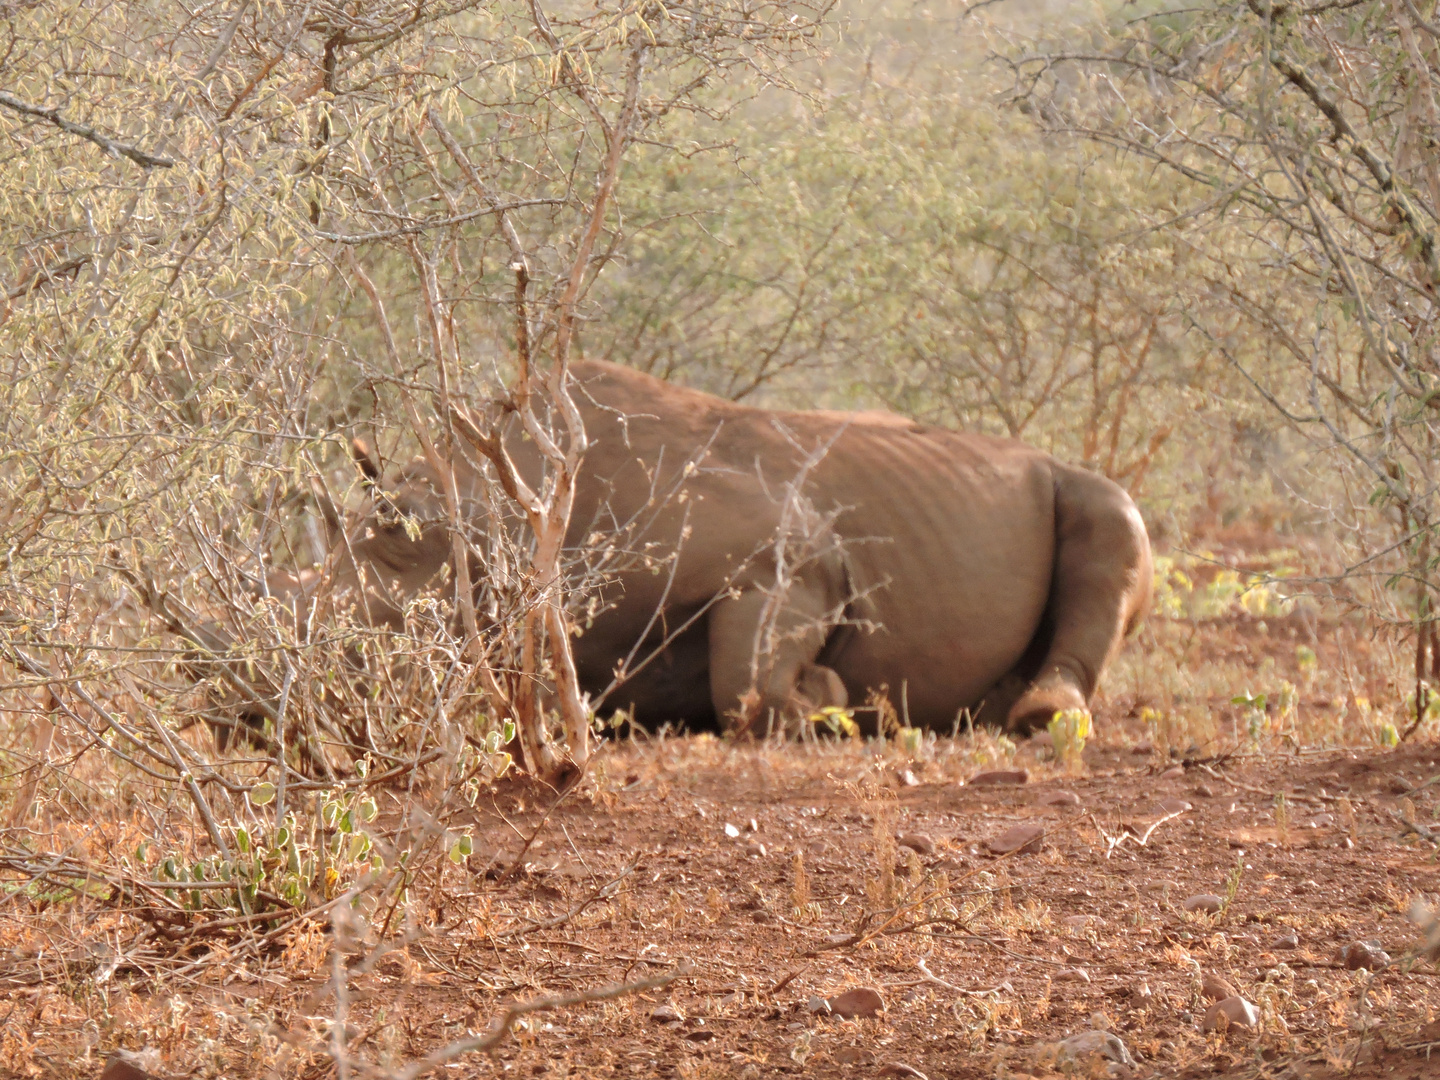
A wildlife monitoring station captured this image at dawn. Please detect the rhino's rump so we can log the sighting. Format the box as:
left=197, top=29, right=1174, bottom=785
left=814, top=423, right=1056, bottom=727
left=565, top=363, right=1059, bottom=728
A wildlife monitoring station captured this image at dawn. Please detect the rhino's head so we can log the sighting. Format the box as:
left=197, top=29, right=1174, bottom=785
left=283, top=441, right=457, bottom=631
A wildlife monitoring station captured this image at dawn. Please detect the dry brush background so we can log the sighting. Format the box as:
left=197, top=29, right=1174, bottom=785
left=5, top=0, right=1440, bottom=1076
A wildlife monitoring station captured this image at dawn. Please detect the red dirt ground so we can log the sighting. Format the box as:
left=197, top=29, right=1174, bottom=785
left=11, top=728, right=1440, bottom=1080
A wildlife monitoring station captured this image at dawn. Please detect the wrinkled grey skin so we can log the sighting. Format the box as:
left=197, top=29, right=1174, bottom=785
left=287, top=360, right=1152, bottom=736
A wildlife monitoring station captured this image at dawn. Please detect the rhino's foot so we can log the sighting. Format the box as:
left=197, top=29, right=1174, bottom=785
left=1005, top=677, right=1087, bottom=737
left=724, top=663, right=849, bottom=741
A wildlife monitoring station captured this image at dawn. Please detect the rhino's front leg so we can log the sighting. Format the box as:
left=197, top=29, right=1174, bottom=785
left=707, top=583, right=847, bottom=737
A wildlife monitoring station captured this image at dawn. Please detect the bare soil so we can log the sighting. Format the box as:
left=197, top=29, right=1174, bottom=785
left=8, top=726, right=1440, bottom=1080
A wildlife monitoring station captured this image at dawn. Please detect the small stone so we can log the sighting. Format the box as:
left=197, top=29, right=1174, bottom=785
left=685, top=1029, right=716, bottom=1042
left=1132, top=739, right=1154, bottom=754
left=826, top=986, right=886, bottom=1018
left=1057, top=1030, right=1135, bottom=1067
left=1272, top=931, right=1299, bottom=950
left=1129, top=982, right=1153, bottom=1006
left=724, top=823, right=740, bottom=838
left=898, top=768, right=921, bottom=787
left=878, top=1065, right=929, bottom=1080
left=1063, top=914, right=1101, bottom=931
left=751, top=909, right=775, bottom=924
left=1042, top=790, right=1082, bottom=807
left=805, top=995, right=831, bottom=1015
left=1158, top=797, right=1193, bottom=814
left=100, top=1055, right=154, bottom=1080
left=1183, top=893, right=1224, bottom=914
left=651, top=1004, right=684, bottom=1024
left=1340, top=942, right=1391, bottom=971
left=969, top=768, right=1030, bottom=786
left=1192, top=784, right=1216, bottom=798
left=1201, top=974, right=1238, bottom=1002
left=897, top=832, right=936, bottom=855
left=833, top=1046, right=874, bottom=1065
left=1203, top=995, right=1260, bottom=1031
left=1054, top=967, right=1091, bottom=983
left=1305, top=814, right=1334, bottom=828
left=1160, top=765, right=1185, bottom=780
left=985, top=822, right=1045, bottom=855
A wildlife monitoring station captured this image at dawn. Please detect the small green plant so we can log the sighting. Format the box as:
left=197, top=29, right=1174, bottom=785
left=1339, top=794, right=1359, bottom=844
left=1048, top=708, right=1091, bottom=770
left=790, top=850, right=809, bottom=913
left=457, top=720, right=518, bottom=804
left=1232, top=690, right=1268, bottom=748
left=790, top=851, right=821, bottom=921
left=868, top=803, right=897, bottom=910
left=897, top=725, right=925, bottom=756
left=1219, top=852, right=1245, bottom=921
left=1402, top=684, right=1440, bottom=734
left=810, top=705, right=859, bottom=739
left=1273, top=792, right=1290, bottom=847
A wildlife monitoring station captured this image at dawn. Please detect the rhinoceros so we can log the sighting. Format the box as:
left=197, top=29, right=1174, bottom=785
left=291, top=360, right=1150, bottom=736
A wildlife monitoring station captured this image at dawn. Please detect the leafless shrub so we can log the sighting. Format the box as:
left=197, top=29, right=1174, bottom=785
left=0, top=0, right=830, bottom=1071
left=1016, top=0, right=1440, bottom=733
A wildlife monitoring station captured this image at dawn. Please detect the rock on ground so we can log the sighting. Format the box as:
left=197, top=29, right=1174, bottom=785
left=1203, top=996, right=1260, bottom=1031
left=826, top=986, right=886, bottom=1018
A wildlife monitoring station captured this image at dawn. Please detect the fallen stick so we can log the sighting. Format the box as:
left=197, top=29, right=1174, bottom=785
left=391, top=965, right=693, bottom=1080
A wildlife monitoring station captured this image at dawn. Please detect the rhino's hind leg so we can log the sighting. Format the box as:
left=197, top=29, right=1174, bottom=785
left=708, top=584, right=844, bottom=738
left=1006, top=466, right=1153, bottom=736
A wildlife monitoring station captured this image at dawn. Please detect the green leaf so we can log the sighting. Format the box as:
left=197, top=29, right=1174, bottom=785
left=449, top=833, right=474, bottom=863
left=250, top=782, right=277, bottom=807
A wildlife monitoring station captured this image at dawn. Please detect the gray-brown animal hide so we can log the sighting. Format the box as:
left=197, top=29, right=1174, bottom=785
left=297, top=360, right=1152, bottom=736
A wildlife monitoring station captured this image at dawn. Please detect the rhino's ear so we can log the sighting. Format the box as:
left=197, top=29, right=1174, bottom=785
left=352, top=437, right=381, bottom=483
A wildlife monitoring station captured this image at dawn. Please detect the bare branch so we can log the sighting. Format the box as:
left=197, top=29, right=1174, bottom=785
left=391, top=967, right=691, bottom=1079
left=0, top=90, right=173, bottom=167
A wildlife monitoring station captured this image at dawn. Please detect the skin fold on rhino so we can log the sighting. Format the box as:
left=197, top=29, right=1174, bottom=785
left=278, top=360, right=1152, bottom=738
